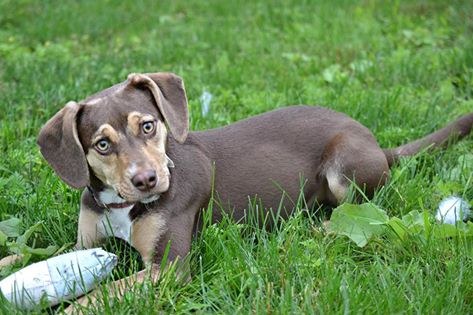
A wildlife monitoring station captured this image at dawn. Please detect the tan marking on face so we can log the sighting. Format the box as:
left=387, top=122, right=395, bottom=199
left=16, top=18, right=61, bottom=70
left=86, top=116, right=171, bottom=201
left=143, top=120, right=167, bottom=155
left=87, top=124, right=123, bottom=187
left=77, top=207, right=105, bottom=249
left=86, top=148, right=130, bottom=189
left=140, top=121, right=170, bottom=192
left=92, top=124, right=120, bottom=144
left=131, top=213, right=167, bottom=263
left=154, top=120, right=167, bottom=152
left=127, top=112, right=156, bottom=137
left=127, top=112, right=142, bottom=136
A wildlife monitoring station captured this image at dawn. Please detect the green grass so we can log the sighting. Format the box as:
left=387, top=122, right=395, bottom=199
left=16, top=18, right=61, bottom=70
left=1, top=0, right=473, bottom=313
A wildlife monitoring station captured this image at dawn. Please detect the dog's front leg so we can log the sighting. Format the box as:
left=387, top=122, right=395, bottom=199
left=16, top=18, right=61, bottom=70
left=114, top=208, right=195, bottom=286
left=64, top=210, right=165, bottom=314
left=75, top=189, right=106, bottom=249
left=62, top=264, right=161, bottom=315
left=64, top=208, right=195, bottom=314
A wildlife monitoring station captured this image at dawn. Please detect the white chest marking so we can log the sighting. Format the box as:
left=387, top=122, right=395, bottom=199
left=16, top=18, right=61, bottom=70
left=97, top=206, right=134, bottom=243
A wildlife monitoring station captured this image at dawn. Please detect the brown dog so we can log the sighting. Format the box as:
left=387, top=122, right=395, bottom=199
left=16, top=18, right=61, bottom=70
left=38, top=72, right=473, bottom=304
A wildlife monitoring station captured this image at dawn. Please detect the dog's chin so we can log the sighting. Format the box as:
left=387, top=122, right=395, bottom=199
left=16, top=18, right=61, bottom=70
left=140, top=194, right=160, bottom=204
left=117, top=189, right=162, bottom=204
left=113, top=181, right=169, bottom=204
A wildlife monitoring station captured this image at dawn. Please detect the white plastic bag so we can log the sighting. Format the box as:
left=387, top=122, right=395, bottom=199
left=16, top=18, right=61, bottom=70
left=0, top=248, right=117, bottom=310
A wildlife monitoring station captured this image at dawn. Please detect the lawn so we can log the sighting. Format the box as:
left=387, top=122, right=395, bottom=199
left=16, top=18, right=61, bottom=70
left=1, top=0, right=473, bottom=313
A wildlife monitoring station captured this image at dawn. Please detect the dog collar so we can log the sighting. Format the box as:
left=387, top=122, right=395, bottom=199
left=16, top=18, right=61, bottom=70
left=87, top=187, right=159, bottom=210
left=87, top=186, right=135, bottom=210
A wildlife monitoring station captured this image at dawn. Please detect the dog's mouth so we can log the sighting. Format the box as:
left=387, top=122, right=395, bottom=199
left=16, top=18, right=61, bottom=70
left=93, top=162, right=171, bottom=208
left=97, top=186, right=161, bottom=209
left=117, top=190, right=161, bottom=205
left=117, top=192, right=161, bottom=205
left=140, top=194, right=160, bottom=204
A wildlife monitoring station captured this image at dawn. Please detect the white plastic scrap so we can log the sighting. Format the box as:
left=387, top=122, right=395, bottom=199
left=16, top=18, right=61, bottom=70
left=0, top=248, right=117, bottom=310
left=436, top=196, right=471, bottom=225
left=200, top=90, right=212, bottom=117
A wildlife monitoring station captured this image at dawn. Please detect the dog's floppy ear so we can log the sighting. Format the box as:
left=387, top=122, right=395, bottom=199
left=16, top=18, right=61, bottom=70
left=128, top=72, right=189, bottom=143
left=37, top=101, right=89, bottom=188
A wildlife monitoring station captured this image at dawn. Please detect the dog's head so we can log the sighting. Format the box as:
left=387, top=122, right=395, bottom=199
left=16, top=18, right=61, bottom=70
left=38, top=72, right=188, bottom=203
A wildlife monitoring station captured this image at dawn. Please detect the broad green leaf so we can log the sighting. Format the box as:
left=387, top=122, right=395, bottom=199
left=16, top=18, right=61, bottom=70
left=28, top=245, right=58, bottom=257
left=0, top=218, right=21, bottom=237
left=387, top=210, right=436, bottom=243
left=21, top=252, right=32, bottom=266
left=401, top=210, right=427, bottom=235
left=0, top=230, right=7, bottom=246
left=329, top=203, right=389, bottom=247
left=5, top=242, right=27, bottom=255
left=16, top=222, right=43, bottom=245
left=401, top=210, right=424, bottom=227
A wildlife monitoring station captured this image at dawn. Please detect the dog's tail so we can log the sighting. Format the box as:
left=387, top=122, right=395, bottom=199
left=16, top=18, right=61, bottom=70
left=383, top=113, right=473, bottom=167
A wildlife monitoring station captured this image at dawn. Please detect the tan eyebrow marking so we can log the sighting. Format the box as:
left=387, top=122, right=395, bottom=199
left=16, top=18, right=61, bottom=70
left=127, top=111, right=155, bottom=136
left=92, top=124, right=120, bottom=144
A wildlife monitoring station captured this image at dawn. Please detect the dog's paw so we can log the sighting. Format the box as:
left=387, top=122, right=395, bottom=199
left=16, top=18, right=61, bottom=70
left=0, top=254, right=22, bottom=268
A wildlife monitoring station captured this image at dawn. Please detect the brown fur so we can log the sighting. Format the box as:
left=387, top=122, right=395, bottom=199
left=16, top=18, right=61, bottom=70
left=131, top=212, right=167, bottom=263
left=76, top=201, right=104, bottom=248
left=37, top=72, right=473, bottom=310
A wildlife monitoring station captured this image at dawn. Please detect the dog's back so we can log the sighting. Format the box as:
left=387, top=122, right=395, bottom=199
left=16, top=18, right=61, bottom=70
left=185, top=106, right=381, bottom=220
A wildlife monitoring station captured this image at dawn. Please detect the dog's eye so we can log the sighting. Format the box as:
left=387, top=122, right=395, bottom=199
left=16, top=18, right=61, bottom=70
left=95, top=139, right=111, bottom=153
left=142, top=121, right=155, bottom=135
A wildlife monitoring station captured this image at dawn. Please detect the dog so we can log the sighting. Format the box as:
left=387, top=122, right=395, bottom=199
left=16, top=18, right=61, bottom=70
left=37, top=72, right=473, bottom=307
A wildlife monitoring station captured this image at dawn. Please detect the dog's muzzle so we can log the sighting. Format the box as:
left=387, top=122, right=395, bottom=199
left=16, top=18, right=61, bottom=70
left=131, top=169, right=158, bottom=192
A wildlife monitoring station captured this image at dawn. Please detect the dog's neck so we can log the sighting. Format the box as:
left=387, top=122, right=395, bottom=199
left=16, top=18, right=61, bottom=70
left=87, top=186, right=161, bottom=211
left=87, top=186, right=135, bottom=210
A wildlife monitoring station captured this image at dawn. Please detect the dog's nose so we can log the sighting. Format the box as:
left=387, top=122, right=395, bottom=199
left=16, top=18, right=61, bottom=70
left=131, top=170, right=157, bottom=191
